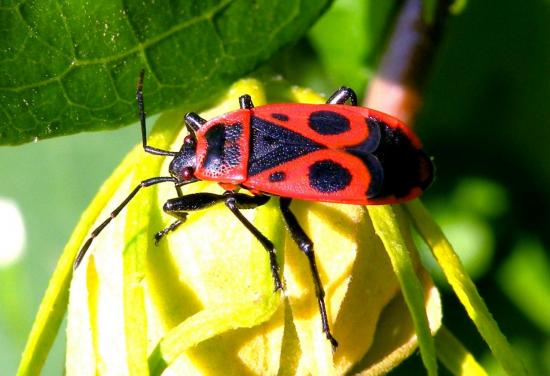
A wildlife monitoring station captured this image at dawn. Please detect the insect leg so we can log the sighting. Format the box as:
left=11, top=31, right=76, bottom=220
left=239, top=94, right=254, bottom=109
left=175, top=185, right=183, bottom=198
left=223, top=193, right=283, bottom=291
left=137, top=70, right=178, bottom=156
left=154, top=219, right=185, bottom=244
left=74, top=176, right=178, bottom=269
left=326, top=86, right=358, bottom=106
left=279, top=197, right=338, bottom=349
left=156, top=192, right=227, bottom=244
left=160, top=191, right=280, bottom=289
left=184, top=112, right=206, bottom=133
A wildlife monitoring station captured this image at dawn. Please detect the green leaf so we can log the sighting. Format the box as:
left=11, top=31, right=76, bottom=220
left=422, top=0, right=437, bottom=24
left=0, top=0, right=332, bottom=145
left=450, top=0, right=469, bottom=14
left=435, top=326, right=488, bottom=375
left=406, top=200, right=528, bottom=376
left=368, top=205, right=438, bottom=376
left=307, top=0, right=398, bottom=92
left=498, top=237, right=550, bottom=334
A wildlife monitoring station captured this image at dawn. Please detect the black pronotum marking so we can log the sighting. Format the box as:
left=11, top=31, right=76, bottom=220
left=225, top=123, right=243, bottom=141
left=248, top=117, right=321, bottom=176
left=203, top=123, right=243, bottom=174
left=308, top=110, right=351, bottom=135
left=271, top=113, right=289, bottom=121
left=309, top=159, right=352, bottom=193
left=268, top=171, right=286, bottom=182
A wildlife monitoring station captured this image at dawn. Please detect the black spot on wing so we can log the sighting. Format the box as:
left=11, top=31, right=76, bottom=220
left=309, top=111, right=350, bottom=135
left=269, top=171, right=286, bottom=182
left=271, top=113, right=289, bottom=121
left=249, top=117, right=322, bottom=176
left=309, top=159, right=352, bottom=193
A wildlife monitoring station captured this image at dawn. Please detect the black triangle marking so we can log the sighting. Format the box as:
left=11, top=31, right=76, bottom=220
left=248, top=116, right=323, bottom=176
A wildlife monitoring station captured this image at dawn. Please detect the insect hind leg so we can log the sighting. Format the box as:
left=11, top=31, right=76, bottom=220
left=279, top=197, right=338, bottom=349
left=326, top=86, right=358, bottom=106
left=239, top=94, right=254, bottom=109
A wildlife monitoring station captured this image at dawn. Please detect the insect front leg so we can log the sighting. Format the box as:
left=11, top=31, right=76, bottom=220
left=184, top=112, right=206, bottom=133
left=157, top=192, right=228, bottom=243
left=326, top=86, right=358, bottom=106
left=279, top=197, right=339, bottom=349
left=154, top=218, right=186, bottom=244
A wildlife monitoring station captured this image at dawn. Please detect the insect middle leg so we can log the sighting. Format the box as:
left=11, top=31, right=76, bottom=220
left=159, top=192, right=283, bottom=291
left=238, top=94, right=254, bottom=109
left=279, top=197, right=338, bottom=348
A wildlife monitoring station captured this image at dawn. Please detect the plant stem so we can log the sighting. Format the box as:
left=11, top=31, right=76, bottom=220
left=364, top=0, right=450, bottom=124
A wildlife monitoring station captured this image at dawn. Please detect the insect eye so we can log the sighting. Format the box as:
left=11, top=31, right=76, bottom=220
left=184, top=135, right=196, bottom=148
left=182, top=167, right=194, bottom=181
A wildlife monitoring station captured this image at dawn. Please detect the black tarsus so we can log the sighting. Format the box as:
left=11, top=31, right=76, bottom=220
left=326, top=86, right=358, bottom=106
left=155, top=219, right=185, bottom=244
left=137, top=70, right=178, bottom=156
left=279, top=197, right=338, bottom=349
left=73, top=176, right=178, bottom=269
left=239, top=94, right=254, bottom=109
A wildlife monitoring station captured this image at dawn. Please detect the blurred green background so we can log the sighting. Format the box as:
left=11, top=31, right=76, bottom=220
left=1, top=0, right=549, bottom=374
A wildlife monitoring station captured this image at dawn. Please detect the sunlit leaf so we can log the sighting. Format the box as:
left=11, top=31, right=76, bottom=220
left=0, top=0, right=332, bottom=145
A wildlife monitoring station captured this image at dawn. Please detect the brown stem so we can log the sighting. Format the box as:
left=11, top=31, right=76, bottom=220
left=364, top=0, right=450, bottom=125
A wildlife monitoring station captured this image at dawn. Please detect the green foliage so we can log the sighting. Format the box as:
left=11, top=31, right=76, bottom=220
left=417, top=178, right=508, bottom=284
left=498, top=238, right=550, bottom=334
left=274, top=0, right=397, bottom=98
left=0, top=0, right=331, bottom=145
left=308, top=0, right=397, bottom=91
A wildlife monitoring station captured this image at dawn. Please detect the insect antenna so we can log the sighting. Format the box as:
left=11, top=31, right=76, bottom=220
left=73, top=176, right=178, bottom=269
left=137, top=70, right=178, bottom=157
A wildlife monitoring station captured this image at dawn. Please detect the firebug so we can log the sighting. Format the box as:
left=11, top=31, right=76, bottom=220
left=74, top=71, right=434, bottom=348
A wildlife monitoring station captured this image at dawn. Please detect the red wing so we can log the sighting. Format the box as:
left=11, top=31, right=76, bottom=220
left=252, top=104, right=380, bottom=149
left=243, top=150, right=380, bottom=205
left=246, top=103, right=430, bottom=205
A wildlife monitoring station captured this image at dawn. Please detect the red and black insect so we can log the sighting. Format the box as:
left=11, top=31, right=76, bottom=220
left=74, top=72, right=434, bottom=348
